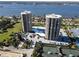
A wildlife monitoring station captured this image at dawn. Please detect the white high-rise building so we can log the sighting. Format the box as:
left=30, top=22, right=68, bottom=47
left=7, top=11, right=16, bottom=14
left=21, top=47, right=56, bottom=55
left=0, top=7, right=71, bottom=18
left=21, top=11, right=32, bottom=33
left=45, top=13, right=62, bottom=40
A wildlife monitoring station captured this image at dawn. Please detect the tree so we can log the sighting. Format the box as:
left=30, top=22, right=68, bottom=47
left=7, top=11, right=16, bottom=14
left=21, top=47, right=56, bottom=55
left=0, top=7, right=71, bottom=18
left=0, top=16, right=3, bottom=19
left=10, top=35, right=20, bottom=48
left=0, top=42, right=4, bottom=48
left=17, top=33, right=24, bottom=41
left=12, top=15, right=18, bottom=23
left=22, top=53, right=27, bottom=57
left=21, top=43, right=28, bottom=49
left=31, top=42, right=43, bottom=57
left=23, top=40, right=33, bottom=49
left=68, top=37, right=76, bottom=48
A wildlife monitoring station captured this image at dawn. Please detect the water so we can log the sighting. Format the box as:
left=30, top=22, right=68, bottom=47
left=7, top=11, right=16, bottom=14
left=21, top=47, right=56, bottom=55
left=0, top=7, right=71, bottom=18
left=0, top=4, right=79, bottom=17
left=32, top=28, right=45, bottom=33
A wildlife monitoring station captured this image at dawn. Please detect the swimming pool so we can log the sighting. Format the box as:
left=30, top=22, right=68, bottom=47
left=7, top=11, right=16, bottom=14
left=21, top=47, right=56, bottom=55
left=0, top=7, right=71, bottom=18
left=32, top=26, right=45, bottom=33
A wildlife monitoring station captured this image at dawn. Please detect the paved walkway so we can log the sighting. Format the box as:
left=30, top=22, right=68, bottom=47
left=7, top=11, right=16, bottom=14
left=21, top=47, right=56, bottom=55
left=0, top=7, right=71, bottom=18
left=0, top=46, right=34, bottom=57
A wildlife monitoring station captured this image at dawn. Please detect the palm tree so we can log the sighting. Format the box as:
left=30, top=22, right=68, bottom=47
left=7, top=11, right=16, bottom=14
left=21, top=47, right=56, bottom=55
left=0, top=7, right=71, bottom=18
left=67, top=32, right=76, bottom=48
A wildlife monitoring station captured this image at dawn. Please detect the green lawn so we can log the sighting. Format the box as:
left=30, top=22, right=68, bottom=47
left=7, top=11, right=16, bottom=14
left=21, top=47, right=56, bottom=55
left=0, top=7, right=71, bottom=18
left=0, top=21, right=22, bottom=42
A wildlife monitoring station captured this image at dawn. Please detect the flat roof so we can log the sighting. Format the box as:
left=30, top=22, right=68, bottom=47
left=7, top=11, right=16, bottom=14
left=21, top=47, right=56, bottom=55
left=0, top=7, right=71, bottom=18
left=32, top=26, right=45, bottom=29
left=46, top=13, right=62, bottom=18
left=21, top=10, right=31, bottom=14
left=43, top=46, right=79, bottom=57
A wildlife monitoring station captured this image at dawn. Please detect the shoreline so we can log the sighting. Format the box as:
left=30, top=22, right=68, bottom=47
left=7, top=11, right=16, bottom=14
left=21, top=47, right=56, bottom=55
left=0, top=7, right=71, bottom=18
left=0, top=15, right=79, bottom=18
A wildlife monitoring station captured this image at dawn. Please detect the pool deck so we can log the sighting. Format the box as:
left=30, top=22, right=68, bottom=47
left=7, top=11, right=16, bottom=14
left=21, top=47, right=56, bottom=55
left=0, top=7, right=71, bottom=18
left=32, top=26, right=68, bottom=37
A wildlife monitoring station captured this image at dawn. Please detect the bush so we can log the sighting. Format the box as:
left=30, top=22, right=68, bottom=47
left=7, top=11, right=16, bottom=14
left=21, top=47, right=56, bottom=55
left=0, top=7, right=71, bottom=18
left=21, top=43, right=28, bottom=49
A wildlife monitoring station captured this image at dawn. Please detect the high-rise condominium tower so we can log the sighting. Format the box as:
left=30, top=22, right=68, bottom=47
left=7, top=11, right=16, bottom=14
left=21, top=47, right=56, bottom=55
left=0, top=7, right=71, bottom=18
left=21, top=11, right=32, bottom=33
left=45, top=13, right=62, bottom=40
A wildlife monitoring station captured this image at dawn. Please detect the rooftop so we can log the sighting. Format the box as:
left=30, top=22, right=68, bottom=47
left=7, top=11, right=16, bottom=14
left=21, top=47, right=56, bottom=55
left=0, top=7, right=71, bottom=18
left=21, top=10, right=31, bottom=14
left=43, top=46, right=79, bottom=57
left=46, top=13, right=62, bottom=18
left=32, top=26, right=45, bottom=29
